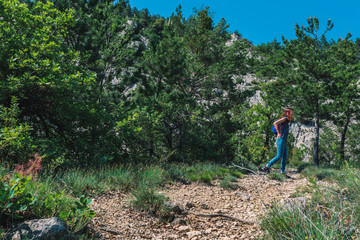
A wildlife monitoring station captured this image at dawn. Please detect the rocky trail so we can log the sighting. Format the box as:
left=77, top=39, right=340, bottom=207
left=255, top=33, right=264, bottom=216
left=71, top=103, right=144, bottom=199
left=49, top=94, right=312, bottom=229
left=90, top=170, right=309, bottom=240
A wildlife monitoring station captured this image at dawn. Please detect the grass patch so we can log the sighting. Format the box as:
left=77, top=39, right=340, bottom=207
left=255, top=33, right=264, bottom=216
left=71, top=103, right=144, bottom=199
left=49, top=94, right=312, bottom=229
left=182, top=163, right=239, bottom=184
left=199, top=172, right=213, bottom=184
left=229, top=170, right=243, bottom=178
left=261, top=166, right=360, bottom=240
left=220, top=175, right=238, bottom=190
left=130, top=187, right=169, bottom=217
left=267, top=172, right=285, bottom=181
left=137, top=165, right=167, bottom=187
left=300, top=166, right=338, bottom=180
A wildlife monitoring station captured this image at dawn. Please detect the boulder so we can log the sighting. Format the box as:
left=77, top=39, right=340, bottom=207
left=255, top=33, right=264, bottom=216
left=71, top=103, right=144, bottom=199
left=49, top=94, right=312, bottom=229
left=5, top=217, right=72, bottom=240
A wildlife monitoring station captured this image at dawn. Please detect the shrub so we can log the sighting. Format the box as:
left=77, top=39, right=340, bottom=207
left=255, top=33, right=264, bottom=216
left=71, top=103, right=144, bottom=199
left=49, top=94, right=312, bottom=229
left=14, top=154, right=42, bottom=178
left=0, top=98, right=36, bottom=165
left=59, top=195, right=95, bottom=233
left=27, top=177, right=74, bottom=218
left=0, top=172, right=36, bottom=224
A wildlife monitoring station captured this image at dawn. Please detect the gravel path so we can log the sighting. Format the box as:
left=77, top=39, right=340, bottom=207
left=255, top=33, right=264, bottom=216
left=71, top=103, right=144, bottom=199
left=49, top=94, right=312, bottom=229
left=90, top=171, right=308, bottom=240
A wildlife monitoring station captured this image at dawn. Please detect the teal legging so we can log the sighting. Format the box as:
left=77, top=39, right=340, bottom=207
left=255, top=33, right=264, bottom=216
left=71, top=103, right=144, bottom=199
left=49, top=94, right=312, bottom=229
left=266, top=137, right=287, bottom=172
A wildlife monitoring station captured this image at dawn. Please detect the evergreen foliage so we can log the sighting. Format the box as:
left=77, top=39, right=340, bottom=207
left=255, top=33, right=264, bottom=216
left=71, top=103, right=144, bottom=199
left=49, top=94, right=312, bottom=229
left=0, top=0, right=359, bottom=192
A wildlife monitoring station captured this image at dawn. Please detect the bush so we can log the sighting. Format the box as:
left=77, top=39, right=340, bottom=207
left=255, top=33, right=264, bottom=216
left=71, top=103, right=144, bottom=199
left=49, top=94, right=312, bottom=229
left=27, top=178, right=74, bottom=218
left=0, top=172, right=36, bottom=224
left=0, top=97, right=36, bottom=165
left=59, top=195, right=95, bottom=233
left=0, top=164, right=95, bottom=233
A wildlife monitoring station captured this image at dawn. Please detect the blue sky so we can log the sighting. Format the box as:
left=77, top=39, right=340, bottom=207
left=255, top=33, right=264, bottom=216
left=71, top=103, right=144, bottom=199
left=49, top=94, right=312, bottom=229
left=128, top=0, right=360, bottom=45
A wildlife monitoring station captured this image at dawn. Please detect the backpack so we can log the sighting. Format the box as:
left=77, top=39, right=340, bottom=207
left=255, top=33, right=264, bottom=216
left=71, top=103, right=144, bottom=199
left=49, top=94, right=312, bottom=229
left=272, top=118, right=286, bottom=135
left=271, top=124, right=277, bottom=134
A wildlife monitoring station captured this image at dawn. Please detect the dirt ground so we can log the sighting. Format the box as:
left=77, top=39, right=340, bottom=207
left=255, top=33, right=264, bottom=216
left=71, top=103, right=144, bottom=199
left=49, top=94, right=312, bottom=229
left=90, top=170, right=309, bottom=240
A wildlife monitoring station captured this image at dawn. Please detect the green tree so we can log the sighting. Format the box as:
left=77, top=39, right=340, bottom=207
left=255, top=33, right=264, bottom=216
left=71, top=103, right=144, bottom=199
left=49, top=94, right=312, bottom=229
left=329, top=38, right=360, bottom=162
left=0, top=0, right=96, bottom=164
left=263, top=17, right=354, bottom=166
left=129, top=6, right=249, bottom=162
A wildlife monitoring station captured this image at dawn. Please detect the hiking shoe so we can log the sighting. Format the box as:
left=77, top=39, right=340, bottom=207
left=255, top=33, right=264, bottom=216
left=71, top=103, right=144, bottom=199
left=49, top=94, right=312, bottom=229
left=260, top=166, right=270, bottom=174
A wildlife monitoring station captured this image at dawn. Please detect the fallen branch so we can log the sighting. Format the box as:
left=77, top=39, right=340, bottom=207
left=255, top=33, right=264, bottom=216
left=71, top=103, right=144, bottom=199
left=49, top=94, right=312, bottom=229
left=188, top=212, right=255, bottom=224
left=99, top=228, right=121, bottom=235
left=229, top=163, right=259, bottom=175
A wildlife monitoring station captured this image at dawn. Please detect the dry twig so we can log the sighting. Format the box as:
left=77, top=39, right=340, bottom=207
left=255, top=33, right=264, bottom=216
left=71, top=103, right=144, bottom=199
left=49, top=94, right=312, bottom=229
left=188, top=212, right=255, bottom=224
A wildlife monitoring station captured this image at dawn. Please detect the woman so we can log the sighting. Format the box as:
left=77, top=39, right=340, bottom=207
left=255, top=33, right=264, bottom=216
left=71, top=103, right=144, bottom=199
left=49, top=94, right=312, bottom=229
left=261, top=108, right=293, bottom=174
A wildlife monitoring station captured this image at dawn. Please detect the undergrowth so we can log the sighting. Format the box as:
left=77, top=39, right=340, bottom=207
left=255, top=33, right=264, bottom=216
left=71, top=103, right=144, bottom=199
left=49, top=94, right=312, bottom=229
left=261, top=165, right=360, bottom=240
left=267, top=172, right=285, bottom=181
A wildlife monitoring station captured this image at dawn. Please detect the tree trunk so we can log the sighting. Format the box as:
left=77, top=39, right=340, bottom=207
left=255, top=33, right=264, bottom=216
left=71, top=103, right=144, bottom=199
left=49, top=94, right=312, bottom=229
left=313, top=110, right=320, bottom=166
left=340, top=114, right=351, bottom=161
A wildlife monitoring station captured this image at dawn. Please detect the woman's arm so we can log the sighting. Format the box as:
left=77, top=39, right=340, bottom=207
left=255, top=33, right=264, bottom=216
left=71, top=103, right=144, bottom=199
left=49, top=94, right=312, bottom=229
left=273, top=117, right=287, bottom=138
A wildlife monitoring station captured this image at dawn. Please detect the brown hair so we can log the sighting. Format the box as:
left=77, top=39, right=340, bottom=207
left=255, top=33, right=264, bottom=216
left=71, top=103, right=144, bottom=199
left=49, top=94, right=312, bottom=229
left=281, top=108, right=293, bottom=122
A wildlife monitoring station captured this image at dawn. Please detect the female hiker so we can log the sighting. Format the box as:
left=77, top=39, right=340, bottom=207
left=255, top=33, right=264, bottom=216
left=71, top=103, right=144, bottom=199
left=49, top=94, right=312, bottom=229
left=261, top=108, right=293, bottom=174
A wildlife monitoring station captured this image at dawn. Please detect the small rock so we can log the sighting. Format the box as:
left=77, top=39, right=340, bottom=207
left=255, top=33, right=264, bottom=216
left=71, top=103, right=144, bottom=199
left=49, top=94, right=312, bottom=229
left=214, top=209, right=222, bottom=213
left=234, top=191, right=251, bottom=201
left=185, top=201, right=195, bottom=209
left=172, top=217, right=186, bottom=225
left=186, top=231, right=201, bottom=238
left=200, top=203, right=210, bottom=209
left=165, top=201, right=183, bottom=214
left=168, top=234, right=179, bottom=239
left=205, top=228, right=212, bottom=234
left=220, top=237, right=231, bottom=240
left=215, top=222, right=223, bottom=227
left=241, top=193, right=250, bottom=201
left=225, top=204, right=232, bottom=209
left=178, top=226, right=190, bottom=232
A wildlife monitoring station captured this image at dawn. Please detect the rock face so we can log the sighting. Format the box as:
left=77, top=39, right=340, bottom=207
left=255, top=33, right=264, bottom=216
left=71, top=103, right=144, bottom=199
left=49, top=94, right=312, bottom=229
left=5, top=217, right=71, bottom=240
left=289, top=121, right=315, bottom=161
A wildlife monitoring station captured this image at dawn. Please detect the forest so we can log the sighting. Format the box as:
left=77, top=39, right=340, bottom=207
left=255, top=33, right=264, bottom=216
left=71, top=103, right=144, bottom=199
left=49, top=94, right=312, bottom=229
left=1, top=0, right=360, bottom=239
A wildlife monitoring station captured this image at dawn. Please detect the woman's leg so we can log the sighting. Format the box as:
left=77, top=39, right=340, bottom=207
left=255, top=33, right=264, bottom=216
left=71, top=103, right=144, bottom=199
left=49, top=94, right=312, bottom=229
left=280, top=144, right=287, bottom=173
left=267, top=138, right=285, bottom=168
